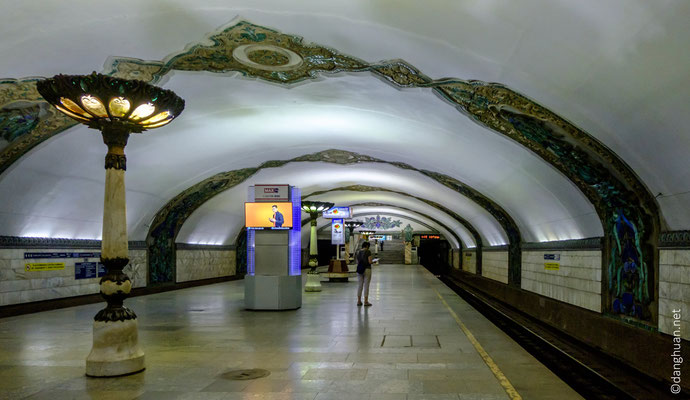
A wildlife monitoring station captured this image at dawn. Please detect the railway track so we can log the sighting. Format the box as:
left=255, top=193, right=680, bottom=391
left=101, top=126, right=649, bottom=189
left=440, top=274, right=679, bottom=400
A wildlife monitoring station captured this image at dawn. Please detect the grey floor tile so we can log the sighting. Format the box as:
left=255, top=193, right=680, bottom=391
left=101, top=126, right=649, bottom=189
left=0, top=265, right=582, bottom=400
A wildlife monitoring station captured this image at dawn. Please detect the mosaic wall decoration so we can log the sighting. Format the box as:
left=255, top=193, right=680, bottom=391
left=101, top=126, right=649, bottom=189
left=609, top=210, right=651, bottom=319
left=0, top=79, right=76, bottom=172
left=361, top=215, right=402, bottom=230
left=0, top=19, right=661, bottom=319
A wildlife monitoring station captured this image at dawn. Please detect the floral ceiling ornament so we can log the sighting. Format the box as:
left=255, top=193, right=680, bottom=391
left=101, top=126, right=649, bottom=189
left=362, top=215, right=402, bottom=230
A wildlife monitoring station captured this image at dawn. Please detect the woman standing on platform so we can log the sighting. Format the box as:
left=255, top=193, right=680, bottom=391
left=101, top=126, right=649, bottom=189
left=356, top=242, right=374, bottom=306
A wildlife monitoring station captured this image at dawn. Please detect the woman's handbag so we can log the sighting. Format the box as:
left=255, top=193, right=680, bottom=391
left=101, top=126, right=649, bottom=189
left=356, top=250, right=366, bottom=274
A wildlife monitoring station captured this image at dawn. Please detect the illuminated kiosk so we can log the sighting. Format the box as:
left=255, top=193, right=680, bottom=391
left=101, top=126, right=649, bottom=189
left=244, top=185, right=302, bottom=310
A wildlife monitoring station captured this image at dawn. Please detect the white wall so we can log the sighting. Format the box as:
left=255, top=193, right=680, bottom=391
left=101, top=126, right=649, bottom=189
left=176, top=249, right=236, bottom=283
left=452, top=249, right=460, bottom=270
left=521, top=250, right=601, bottom=312
left=659, top=250, right=690, bottom=340
left=482, top=251, right=508, bottom=284
left=0, top=248, right=146, bottom=306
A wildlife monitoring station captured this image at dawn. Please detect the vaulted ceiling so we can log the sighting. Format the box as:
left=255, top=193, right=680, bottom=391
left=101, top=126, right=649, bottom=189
left=1, top=1, right=688, bottom=250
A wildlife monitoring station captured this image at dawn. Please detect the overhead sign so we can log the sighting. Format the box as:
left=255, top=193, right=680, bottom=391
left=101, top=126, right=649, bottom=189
left=75, top=262, right=106, bottom=279
left=24, top=252, right=100, bottom=259
left=25, top=262, right=65, bottom=271
left=322, top=207, right=351, bottom=219
left=420, top=235, right=440, bottom=240
left=331, top=218, right=345, bottom=245
left=253, top=184, right=289, bottom=202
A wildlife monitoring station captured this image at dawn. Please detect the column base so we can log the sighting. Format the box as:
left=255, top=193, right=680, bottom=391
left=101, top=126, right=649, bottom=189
left=86, top=319, right=145, bottom=377
left=304, top=272, right=322, bottom=292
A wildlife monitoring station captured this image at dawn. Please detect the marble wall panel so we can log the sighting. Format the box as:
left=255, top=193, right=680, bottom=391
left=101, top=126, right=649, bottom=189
left=482, top=251, right=508, bottom=284
left=462, top=251, right=477, bottom=274
left=659, top=250, right=690, bottom=340
left=175, top=249, right=236, bottom=283
left=521, top=250, right=601, bottom=312
left=0, top=248, right=147, bottom=306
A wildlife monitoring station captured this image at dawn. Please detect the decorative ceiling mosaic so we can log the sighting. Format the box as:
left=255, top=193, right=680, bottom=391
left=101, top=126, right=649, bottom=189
left=361, top=215, right=402, bottom=230
left=0, top=18, right=660, bottom=319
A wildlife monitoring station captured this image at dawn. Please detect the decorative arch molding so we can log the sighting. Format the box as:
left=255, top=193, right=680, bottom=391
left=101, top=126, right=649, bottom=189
left=146, top=149, right=499, bottom=284
left=0, top=19, right=659, bottom=320
left=302, top=186, right=482, bottom=249
left=307, top=203, right=461, bottom=249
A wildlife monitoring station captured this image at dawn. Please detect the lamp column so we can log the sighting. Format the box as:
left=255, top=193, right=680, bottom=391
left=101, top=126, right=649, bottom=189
left=85, top=126, right=144, bottom=377
left=344, top=220, right=363, bottom=264
left=305, top=211, right=321, bottom=292
left=36, top=72, right=185, bottom=378
left=301, top=201, right=333, bottom=292
left=309, top=216, right=319, bottom=268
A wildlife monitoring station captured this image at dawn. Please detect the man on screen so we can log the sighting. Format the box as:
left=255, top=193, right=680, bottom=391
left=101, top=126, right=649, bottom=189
left=269, top=205, right=284, bottom=227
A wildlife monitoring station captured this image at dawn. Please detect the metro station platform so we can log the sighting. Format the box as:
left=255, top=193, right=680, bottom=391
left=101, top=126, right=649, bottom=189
left=0, top=265, right=582, bottom=400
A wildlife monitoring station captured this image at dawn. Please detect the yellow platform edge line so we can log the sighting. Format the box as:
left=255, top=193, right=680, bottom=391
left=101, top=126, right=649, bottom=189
left=434, top=288, right=523, bottom=400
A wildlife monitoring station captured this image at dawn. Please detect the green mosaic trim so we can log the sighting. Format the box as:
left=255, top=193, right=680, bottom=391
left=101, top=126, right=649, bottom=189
left=0, top=78, right=76, bottom=175
left=303, top=183, right=484, bottom=248
left=0, top=20, right=660, bottom=313
left=147, top=150, right=491, bottom=283
left=307, top=202, right=459, bottom=248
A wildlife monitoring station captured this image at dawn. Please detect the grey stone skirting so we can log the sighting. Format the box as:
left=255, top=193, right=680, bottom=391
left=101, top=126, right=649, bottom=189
left=482, top=245, right=509, bottom=252
left=658, top=230, right=690, bottom=249
left=521, top=237, right=603, bottom=251
left=176, top=243, right=236, bottom=251
left=0, top=236, right=147, bottom=250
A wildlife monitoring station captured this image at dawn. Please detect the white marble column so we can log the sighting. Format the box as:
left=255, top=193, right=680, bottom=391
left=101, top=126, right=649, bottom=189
left=86, top=129, right=144, bottom=377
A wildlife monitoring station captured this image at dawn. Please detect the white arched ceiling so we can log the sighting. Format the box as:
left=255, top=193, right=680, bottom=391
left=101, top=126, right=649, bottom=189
left=305, top=195, right=469, bottom=248
left=175, top=163, right=477, bottom=247
left=310, top=207, right=460, bottom=249
left=1, top=1, right=687, bottom=243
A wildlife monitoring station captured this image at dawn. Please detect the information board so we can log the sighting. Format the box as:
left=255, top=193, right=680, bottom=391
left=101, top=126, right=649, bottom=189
left=24, top=252, right=100, bottom=259
left=322, top=207, right=351, bottom=219
left=331, top=218, right=345, bottom=245
left=25, top=262, right=65, bottom=271
left=75, top=262, right=106, bottom=279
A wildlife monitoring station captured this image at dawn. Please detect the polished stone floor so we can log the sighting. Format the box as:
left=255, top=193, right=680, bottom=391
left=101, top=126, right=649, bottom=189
left=0, top=265, right=582, bottom=400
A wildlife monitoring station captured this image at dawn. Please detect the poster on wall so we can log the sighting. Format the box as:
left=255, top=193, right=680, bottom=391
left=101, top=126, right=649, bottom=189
left=544, top=253, right=560, bottom=270
left=331, top=218, right=345, bottom=245
left=25, top=262, right=64, bottom=271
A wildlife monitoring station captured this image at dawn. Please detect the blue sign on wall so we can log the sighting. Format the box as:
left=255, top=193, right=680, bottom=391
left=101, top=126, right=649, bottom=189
left=75, top=262, right=106, bottom=279
left=544, top=254, right=561, bottom=261
left=25, top=252, right=100, bottom=259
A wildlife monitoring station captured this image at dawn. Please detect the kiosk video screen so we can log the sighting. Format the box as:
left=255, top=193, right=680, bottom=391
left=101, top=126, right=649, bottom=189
left=245, top=202, right=293, bottom=229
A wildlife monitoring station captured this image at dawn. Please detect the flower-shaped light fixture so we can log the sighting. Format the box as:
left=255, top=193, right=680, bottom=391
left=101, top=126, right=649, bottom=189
left=36, top=72, right=184, bottom=378
left=36, top=72, right=184, bottom=133
left=343, top=220, right=364, bottom=230
left=301, top=201, right=334, bottom=215
left=301, top=201, right=335, bottom=276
